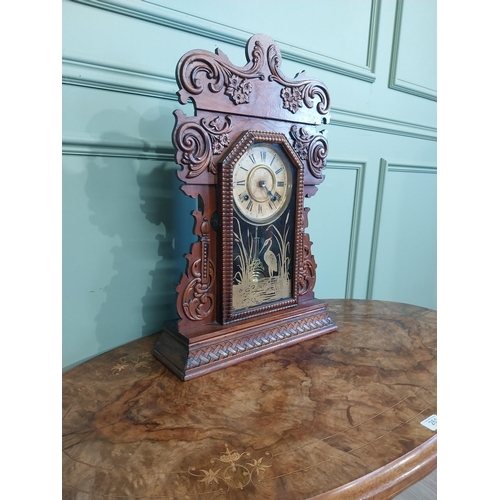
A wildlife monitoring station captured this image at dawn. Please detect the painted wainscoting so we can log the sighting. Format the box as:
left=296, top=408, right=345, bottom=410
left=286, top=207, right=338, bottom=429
left=62, top=0, right=436, bottom=369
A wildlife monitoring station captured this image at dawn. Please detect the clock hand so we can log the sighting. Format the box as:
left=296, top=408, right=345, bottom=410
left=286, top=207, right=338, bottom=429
left=259, top=180, right=277, bottom=202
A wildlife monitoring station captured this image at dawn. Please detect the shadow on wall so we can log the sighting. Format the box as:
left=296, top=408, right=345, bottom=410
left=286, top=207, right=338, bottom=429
left=137, top=160, right=196, bottom=335
left=84, top=132, right=194, bottom=353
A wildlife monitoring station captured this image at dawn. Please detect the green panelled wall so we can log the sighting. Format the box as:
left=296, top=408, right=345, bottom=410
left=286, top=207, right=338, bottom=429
left=62, top=0, right=437, bottom=370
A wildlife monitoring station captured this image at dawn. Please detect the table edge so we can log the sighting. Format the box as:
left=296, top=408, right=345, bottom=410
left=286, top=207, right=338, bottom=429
left=307, top=434, right=437, bottom=500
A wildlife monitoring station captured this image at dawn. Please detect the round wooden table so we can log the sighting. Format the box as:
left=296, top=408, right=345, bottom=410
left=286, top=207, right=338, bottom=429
left=62, top=299, right=437, bottom=499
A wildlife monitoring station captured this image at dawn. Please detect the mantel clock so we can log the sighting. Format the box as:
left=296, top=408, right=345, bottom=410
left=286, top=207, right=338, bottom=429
left=153, top=34, right=338, bottom=380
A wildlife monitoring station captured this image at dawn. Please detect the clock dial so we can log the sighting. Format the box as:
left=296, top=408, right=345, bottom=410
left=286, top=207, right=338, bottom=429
left=233, top=143, right=292, bottom=224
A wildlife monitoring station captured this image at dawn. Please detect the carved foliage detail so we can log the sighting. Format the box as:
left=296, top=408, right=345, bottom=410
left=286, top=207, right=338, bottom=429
left=268, top=45, right=330, bottom=116
left=298, top=233, right=316, bottom=296
left=225, top=75, right=254, bottom=105
left=175, top=116, right=233, bottom=178
left=175, top=121, right=212, bottom=178
left=177, top=42, right=265, bottom=105
left=203, top=116, right=233, bottom=154
left=280, top=86, right=305, bottom=114
left=290, top=125, right=328, bottom=179
left=182, top=257, right=215, bottom=321
left=181, top=215, right=216, bottom=322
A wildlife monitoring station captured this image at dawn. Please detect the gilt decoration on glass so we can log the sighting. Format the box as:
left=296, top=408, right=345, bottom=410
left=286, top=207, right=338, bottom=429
left=221, top=131, right=304, bottom=323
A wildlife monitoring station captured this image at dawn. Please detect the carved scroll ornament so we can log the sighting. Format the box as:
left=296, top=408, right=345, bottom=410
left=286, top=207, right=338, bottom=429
left=298, top=232, right=317, bottom=296
left=181, top=257, right=215, bottom=321
left=290, top=125, right=328, bottom=179
left=174, top=111, right=233, bottom=179
left=177, top=42, right=265, bottom=106
left=180, top=215, right=215, bottom=322
left=175, top=34, right=330, bottom=125
left=267, top=45, right=330, bottom=117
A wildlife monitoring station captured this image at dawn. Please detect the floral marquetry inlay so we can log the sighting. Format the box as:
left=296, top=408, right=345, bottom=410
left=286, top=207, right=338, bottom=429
left=189, top=444, right=273, bottom=492
left=110, top=352, right=152, bottom=375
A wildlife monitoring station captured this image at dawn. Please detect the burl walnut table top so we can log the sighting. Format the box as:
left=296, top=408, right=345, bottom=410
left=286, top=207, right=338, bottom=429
left=62, top=300, right=437, bottom=500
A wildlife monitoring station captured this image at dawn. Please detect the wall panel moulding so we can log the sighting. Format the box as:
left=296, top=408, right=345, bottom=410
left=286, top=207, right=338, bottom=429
left=71, top=0, right=378, bottom=82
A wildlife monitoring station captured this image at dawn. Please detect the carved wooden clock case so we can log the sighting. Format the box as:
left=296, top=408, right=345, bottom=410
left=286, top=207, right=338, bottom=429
left=153, top=34, right=338, bottom=380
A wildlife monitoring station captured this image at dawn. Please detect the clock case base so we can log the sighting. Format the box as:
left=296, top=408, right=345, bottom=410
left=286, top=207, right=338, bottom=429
left=153, top=299, right=338, bottom=381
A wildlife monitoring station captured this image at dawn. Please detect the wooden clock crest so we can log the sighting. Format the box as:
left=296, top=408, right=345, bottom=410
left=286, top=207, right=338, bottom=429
left=153, top=34, right=338, bottom=380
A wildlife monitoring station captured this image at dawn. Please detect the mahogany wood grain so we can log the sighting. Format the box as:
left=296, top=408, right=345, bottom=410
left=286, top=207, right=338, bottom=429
left=156, top=34, right=336, bottom=379
left=62, top=299, right=437, bottom=500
